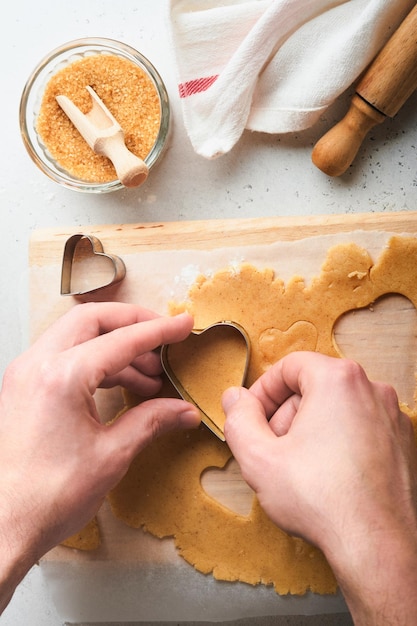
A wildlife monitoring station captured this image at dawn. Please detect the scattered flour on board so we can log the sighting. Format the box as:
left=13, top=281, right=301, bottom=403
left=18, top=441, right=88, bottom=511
left=171, top=257, right=246, bottom=299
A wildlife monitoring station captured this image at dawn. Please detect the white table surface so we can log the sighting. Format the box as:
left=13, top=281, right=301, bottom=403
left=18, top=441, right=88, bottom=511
left=0, top=1, right=415, bottom=624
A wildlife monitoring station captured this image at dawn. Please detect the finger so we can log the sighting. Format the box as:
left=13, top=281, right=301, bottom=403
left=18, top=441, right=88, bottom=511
left=250, top=351, right=339, bottom=413
left=70, top=313, right=194, bottom=391
left=130, top=351, right=163, bottom=377
left=100, top=366, right=163, bottom=397
left=268, top=394, right=301, bottom=437
left=100, top=351, right=165, bottom=394
left=104, top=397, right=201, bottom=467
left=222, top=386, right=277, bottom=485
left=248, top=358, right=300, bottom=417
left=31, top=302, right=161, bottom=354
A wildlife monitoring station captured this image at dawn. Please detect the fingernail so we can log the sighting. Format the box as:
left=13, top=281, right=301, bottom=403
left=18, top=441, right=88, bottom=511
left=222, top=386, right=241, bottom=411
left=180, top=407, right=201, bottom=428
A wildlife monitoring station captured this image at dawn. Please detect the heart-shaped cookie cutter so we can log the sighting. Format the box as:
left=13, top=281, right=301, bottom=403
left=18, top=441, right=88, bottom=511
left=61, top=233, right=126, bottom=296
left=161, top=321, right=250, bottom=441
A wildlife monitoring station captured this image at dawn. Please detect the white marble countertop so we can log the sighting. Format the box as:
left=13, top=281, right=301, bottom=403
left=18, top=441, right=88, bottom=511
left=1, top=1, right=416, bottom=624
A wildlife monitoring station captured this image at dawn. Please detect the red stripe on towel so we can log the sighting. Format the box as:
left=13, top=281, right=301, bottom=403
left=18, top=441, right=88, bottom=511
left=179, top=75, right=218, bottom=98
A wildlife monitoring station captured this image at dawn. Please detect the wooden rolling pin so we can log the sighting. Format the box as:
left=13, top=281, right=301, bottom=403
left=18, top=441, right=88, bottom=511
left=312, top=4, right=417, bottom=177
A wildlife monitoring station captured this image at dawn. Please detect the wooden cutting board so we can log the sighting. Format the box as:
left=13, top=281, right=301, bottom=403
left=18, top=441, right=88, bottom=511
left=29, top=211, right=417, bottom=622
left=29, top=210, right=417, bottom=262
left=29, top=209, right=417, bottom=519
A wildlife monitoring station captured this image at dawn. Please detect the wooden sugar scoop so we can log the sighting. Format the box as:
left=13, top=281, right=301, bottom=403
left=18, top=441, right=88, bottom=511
left=312, top=4, right=417, bottom=177
left=56, top=86, right=149, bottom=187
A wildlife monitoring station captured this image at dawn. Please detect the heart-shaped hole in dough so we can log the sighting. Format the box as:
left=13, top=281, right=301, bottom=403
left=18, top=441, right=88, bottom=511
left=334, top=293, right=417, bottom=407
left=161, top=322, right=250, bottom=441
left=201, top=458, right=254, bottom=516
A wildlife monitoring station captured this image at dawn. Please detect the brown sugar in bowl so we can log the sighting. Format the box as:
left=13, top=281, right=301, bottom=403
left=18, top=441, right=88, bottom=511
left=19, top=38, right=170, bottom=193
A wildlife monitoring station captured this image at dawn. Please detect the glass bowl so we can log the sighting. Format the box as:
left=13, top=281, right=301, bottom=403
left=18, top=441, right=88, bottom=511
left=19, top=37, right=170, bottom=193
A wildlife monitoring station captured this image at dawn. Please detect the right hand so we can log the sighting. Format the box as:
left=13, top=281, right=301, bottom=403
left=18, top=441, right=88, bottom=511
left=222, top=352, right=417, bottom=623
left=223, top=352, right=417, bottom=547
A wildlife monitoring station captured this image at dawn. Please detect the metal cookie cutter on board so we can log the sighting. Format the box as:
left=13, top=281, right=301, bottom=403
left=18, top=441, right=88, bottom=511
left=60, top=233, right=126, bottom=296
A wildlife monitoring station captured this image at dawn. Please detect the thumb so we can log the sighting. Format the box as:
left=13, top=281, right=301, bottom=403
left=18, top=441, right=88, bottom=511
left=107, top=397, right=201, bottom=463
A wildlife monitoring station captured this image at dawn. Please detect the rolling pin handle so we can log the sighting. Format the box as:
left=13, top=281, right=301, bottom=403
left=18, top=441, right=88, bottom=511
left=311, top=95, right=386, bottom=177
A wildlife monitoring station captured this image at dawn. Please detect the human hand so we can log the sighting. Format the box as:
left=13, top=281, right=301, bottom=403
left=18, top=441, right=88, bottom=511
left=0, top=303, right=200, bottom=584
left=222, top=352, right=417, bottom=623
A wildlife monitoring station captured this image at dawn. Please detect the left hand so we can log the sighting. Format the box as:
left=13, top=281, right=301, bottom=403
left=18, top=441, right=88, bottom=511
left=0, top=303, right=200, bottom=565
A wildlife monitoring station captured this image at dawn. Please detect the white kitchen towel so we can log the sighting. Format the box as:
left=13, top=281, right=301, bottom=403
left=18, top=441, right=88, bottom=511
left=169, top=0, right=415, bottom=158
